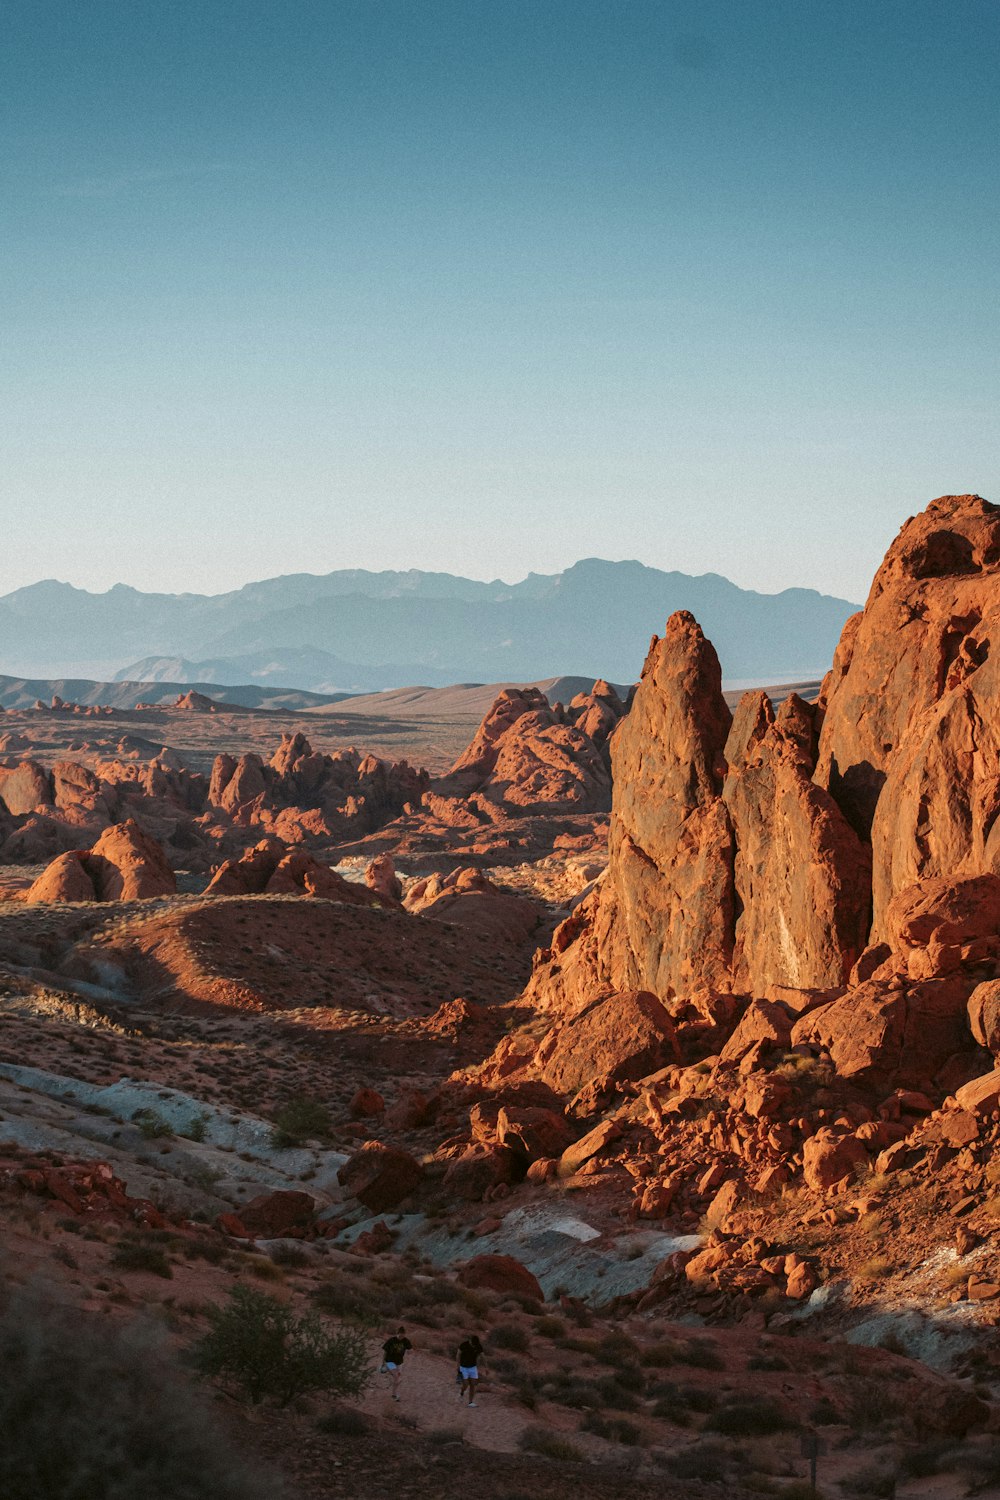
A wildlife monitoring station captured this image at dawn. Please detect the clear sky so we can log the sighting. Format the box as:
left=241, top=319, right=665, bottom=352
left=3, top=0, right=998, bottom=603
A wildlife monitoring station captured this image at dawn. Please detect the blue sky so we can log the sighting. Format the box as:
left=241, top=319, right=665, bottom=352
left=3, top=1, right=998, bottom=601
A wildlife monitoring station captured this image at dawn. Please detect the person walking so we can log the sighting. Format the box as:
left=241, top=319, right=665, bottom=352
left=381, top=1326, right=412, bottom=1401
left=457, top=1333, right=483, bottom=1407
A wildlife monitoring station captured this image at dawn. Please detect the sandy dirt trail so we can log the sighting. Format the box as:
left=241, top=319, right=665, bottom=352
left=360, top=1347, right=531, bottom=1454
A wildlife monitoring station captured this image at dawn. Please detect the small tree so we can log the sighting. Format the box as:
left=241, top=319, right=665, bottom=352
left=270, top=1094, right=332, bottom=1148
left=194, top=1285, right=371, bottom=1406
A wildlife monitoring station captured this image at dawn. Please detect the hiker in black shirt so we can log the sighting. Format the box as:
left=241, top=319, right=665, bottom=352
left=382, top=1326, right=412, bottom=1401
left=457, top=1334, right=483, bottom=1407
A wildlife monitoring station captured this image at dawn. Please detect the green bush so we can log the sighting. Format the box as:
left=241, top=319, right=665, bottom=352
left=193, top=1284, right=371, bottom=1406
left=0, top=1286, right=279, bottom=1499
left=132, top=1108, right=174, bottom=1140
left=270, top=1094, right=332, bottom=1148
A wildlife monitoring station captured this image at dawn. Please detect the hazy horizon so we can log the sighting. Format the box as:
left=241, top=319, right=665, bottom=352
left=4, top=2, right=998, bottom=602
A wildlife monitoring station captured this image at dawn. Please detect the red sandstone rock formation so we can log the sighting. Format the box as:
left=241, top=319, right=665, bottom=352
left=204, top=838, right=380, bottom=905
left=403, top=864, right=546, bottom=947
left=443, top=686, right=615, bottom=816
left=723, top=691, right=870, bottom=993
left=364, top=852, right=403, bottom=902
left=483, top=498, right=1000, bottom=1127
left=814, top=495, right=1000, bottom=933
left=207, top=733, right=428, bottom=844
left=25, top=819, right=176, bottom=903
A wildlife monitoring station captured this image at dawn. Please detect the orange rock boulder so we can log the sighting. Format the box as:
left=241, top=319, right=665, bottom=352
left=24, top=819, right=175, bottom=904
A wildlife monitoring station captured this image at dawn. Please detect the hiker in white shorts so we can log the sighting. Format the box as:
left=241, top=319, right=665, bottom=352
left=457, top=1334, right=483, bottom=1407
left=381, top=1326, right=412, bottom=1401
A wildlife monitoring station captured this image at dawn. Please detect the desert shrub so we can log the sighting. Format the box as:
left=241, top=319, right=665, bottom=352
left=536, top=1315, right=566, bottom=1338
left=747, top=1351, right=791, bottom=1372
left=518, top=1426, right=584, bottom=1463
left=681, top=1336, right=725, bottom=1370
left=268, top=1242, right=311, bottom=1269
left=489, top=1321, right=530, bottom=1352
left=854, top=1255, right=893, bottom=1283
left=182, top=1113, right=209, bottom=1142
left=316, top=1405, right=370, bottom=1436
left=270, top=1094, right=332, bottom=1148
left=708, top=1398, right=793, bottom=1436
left=0, top=1285, right=279, bottom=1499
left=608, top=1361, right=646, bottom=1393
left=580, top=1411, right=644, bottom=1445
left=312, top=1275, right=386, bottom=1326
left=669, top=1439, right=731, bottom=1482
left=555, top=1334, right=601, bottom=1357
left=843, top=1377, right=901, bottom=1430
left=596, top=1330, right=639, bottom=1365
left=110, top=1240, right=173, bottom=1279
left=193, top=1284, right=371, bottom=1406
left=840, top=1460, right=897, bottom=1497
left=640, top=1339, right=680, bottom=1367
left=592, top=1373, right=639, bottom=1411
left=650, top=1379, right=718, bottom=1419
left=132, top=1108, right=174, bottom=1140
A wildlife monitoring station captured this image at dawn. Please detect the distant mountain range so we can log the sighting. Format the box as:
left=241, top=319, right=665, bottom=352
left=0, top=562, right=859, bottom=691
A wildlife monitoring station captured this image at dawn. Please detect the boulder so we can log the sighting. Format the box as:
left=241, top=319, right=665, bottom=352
left=87, top=820, right=175, bottom=901
left=456, top=1253, right=543, bottom=1304
left=24, top=820, right=175, bottom=904
left=954, top=1067, right=1000, bottom=1118
left=238, top=1190, right=316, bottom=1237
left=348, top=1087, right=385, bottom=1119
left=442, top=1145, right=520, bottom=1201
left=337, top=1142, right=424, bottom=1213
left=365, top=853, right=403, bottom=902
left=534, top=989, right=679, bottom=1099
left=24, top=851, right=96, bottom=904
left=495, top=1105, right=574, bottom=1163
left=0, top=759, right=52, bottom=815
left=802, top=1129, right=868, bottom=1192
left=784, top=1255, right=819, bottom=1300
left=967, top=980, right=1000, bottom=1056
left=885, top=875, right=1000, bottom=960
left=719, top=999, right=795, bottom=1063
left=558, top=1118, right=621, bottom=1176
left=791, top=975, right=975, bottom=1090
